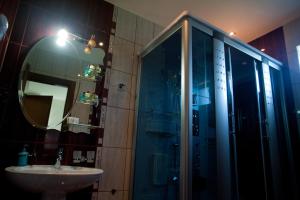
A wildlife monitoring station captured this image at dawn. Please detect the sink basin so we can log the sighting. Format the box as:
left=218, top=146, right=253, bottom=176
left=5, top=165, right=103, bottom=200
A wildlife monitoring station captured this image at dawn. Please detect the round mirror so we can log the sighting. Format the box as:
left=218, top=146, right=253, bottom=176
left=18, top=35, right=105, bottom=131
left=0, top=14, right=9, bottom=40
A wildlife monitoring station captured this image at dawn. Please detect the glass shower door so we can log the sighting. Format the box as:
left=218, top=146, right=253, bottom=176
left=133, top=29, right=182, bottom=200
left=225, top=47, right=267, bottom=200
left=191, top=27, right=216, bottom=200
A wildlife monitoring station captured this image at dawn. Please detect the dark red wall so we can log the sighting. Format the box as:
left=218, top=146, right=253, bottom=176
left=0, top=0, right=114, bottom=199
left=249, top=27, right=288, bottom=66
left=249, top=27, right=300, bottom=188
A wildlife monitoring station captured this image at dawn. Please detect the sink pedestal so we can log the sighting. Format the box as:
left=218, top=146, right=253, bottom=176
left=42, top=192, right=66, bottom=200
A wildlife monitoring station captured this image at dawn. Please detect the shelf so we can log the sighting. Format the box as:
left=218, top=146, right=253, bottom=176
left=78, top=76, right=103, bottom=82
left=68, top=123, right=101, bottom=129
left=76, top=100, right=98, bottom=106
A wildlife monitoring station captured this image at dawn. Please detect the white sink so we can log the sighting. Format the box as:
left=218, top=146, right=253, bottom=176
left=5, top=165, right=104, bottom=200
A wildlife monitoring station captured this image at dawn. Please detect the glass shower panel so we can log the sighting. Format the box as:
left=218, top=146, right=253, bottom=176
left=226, top=47, right=267, bottom=200
left=133, top=29, right=182, bottom=200
left=191, top=27, right=216, bottom=200
left=265, top=67, right=297, bottom=199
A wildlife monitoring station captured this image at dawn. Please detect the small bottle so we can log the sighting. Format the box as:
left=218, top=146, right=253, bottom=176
left=18, top=145, right=29, bottom=166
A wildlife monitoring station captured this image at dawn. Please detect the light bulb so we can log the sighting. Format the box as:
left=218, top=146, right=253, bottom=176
left=56, top=38, right=66, bottom=46
left=229, top=32, right=236, bottom=37
left=88, top=39, right=96, bottom=48
left=56, top=29, right=69, bottom=47
left=84, top=46, right=92, bottom=54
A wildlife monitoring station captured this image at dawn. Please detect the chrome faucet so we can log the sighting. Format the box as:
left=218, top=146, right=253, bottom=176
left=54, top=147, right=63, bottom=169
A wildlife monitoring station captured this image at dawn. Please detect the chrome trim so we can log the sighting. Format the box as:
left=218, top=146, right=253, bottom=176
left=141, top=11, right=283, bottom=67
left=268, top=60, right=281, bottom=70
left=190, top=18, right=213, bottom=36
left=254, top=60, right=269, bottom=200
left=180, top=18, right=192, bottom=200
left=213, top=38, right=231, bottom=200
left=140, top=12, right=187, bottom=57
left=261, top=61, right=282, bottom=199
left=224, top=37, right=262, bottom=61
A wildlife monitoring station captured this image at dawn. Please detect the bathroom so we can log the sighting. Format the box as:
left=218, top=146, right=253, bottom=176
left=0, top=0, right=300, bottom=200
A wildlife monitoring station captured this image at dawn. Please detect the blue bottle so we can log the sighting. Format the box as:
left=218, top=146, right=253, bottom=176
left=17, top=145, right=29, bottom=166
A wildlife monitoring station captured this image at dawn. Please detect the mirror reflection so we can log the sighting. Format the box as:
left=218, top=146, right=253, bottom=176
left=19, top=34, right=105, bottom=132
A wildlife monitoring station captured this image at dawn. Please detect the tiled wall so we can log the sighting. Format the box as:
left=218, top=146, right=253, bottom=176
left=0, top=0, right=113, bottom=199
left=95, top=7, right=163, bottom=200
left=0, top=1, right=164, bottom=199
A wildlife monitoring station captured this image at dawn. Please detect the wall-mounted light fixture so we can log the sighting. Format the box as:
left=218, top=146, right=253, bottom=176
left=55, top=28, right=104, bottom=54
left=56, top=29, right=69, bottom=46
left=229, top=32, right=236, bottom=37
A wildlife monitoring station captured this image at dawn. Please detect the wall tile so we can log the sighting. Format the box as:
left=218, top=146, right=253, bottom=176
left=123, top=191, right=129, bottom=200
left=107, top=69, right=132, bottom=109
left=130, top=75, right=137, bottom=110
left=10, top=3, right=29, bottom=44
left=111, top=37, right=134, bottom=74
left=123, top=149, right=132, bottom=190
left=99, top=147, right=126, bottom=191
left=154, top=24, right=164, bottom=38
left=135, top=16, right=154, bottom=45
left=115, top=8, right=136, bottom=42
left=95, top=147, right=102, bottom=168
left=98, top=191, right=123, bottom=200
left=103, top=107, right=129, bottom=148
left=132, top=44, right=142, bottom=76
left=70, top=103, right=91, bottom=124
left=126, top=110, right=135, bottom=148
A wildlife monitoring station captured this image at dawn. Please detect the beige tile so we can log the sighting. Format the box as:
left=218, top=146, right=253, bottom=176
left=133, top=44, right=142, bottom=76
left=112, top=37, right=134, bottom=74
left=95, top=147, right=102, bottom=169
left=153, top=24, right=164, bottom=38
left=115, top=7, right=136, bottom=42
left=126, top=110, right=135, bottom=148
left=130, top=75, right=137, bottom=110
left=70, top=102, right=91, bottom=124
left=112, top=6, right=118, bottom=23
left=99, top=148, right=126, bottom=191
left=98, top=191, right=123, bottom=200
left=123, top=191, right=129, bottom=200
left=135, top=16, right=154, bottom=45
left=103, top=107, right=129, bottom=148
left=108, top=35, right=115, bottom=54
left=108, top=69, right=132, bottom=109
left=124, top=149, right=132, bottom=191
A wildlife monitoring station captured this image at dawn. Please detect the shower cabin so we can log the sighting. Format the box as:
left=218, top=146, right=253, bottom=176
left=131, top=12, right=297, bottom=200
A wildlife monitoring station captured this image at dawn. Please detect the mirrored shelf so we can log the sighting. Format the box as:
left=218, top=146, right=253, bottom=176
left=67, top=123, right=101, bottom=129
left=77, top=75, right=103, bottom=82
left=76, top=100, right=98, bottom=106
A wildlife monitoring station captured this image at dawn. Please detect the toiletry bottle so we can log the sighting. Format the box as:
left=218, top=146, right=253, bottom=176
left=18, top=145, right=29, bottom=166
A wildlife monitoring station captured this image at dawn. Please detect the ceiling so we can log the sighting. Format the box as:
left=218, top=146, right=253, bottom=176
left=105, top=0, right=300, bottom=42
